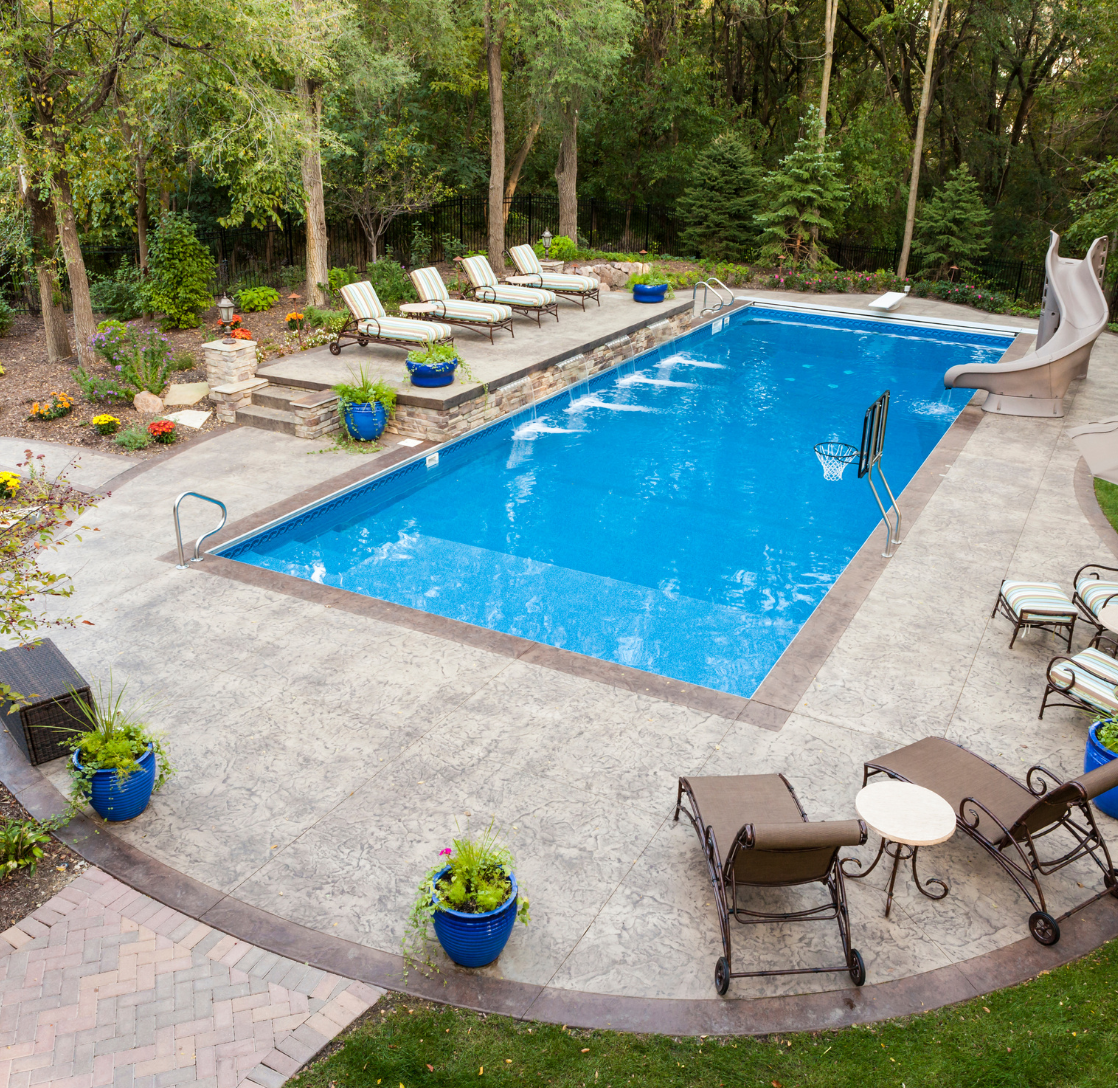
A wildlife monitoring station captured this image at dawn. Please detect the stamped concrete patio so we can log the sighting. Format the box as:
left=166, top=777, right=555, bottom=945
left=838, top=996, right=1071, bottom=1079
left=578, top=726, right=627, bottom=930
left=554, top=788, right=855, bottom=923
left=6, top=293, right=1118, bottom=1033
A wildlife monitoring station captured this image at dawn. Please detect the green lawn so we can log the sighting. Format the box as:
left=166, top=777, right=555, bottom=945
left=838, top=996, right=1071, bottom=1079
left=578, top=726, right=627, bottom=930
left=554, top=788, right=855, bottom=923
left=295, top=939, right=1118, bottom=1088
left=1095, top=478, right=1118, bottom=535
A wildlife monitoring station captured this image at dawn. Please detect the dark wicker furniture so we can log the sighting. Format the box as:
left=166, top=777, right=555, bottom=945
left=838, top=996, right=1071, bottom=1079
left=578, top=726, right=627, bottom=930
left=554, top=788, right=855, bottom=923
left=674, top=773, right=868, bottom=995
left=864, top=736, right=1118, bottom=945
left=0, top=639, right=89, bottom=765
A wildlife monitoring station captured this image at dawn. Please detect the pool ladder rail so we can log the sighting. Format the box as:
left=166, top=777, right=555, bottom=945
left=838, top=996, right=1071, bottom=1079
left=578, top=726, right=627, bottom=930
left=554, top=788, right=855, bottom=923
left=173, top=491, right=227, bottom=569
left=692, top=277, right=734, bottom=318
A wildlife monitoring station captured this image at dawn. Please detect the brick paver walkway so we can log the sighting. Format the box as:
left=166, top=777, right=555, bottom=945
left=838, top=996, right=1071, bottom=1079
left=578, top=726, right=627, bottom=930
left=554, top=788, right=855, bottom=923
left=0, top=869, right=383, bottom=1088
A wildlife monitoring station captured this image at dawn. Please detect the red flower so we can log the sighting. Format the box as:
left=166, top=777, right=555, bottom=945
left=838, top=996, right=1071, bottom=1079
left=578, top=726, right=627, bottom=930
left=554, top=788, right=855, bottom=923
left=230, top=328, right=253, bottom=340
left=148, top=420, right=175, bottom=437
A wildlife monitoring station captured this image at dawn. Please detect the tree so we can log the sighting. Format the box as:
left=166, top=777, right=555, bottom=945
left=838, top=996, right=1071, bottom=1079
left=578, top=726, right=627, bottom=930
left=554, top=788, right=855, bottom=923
left=484, top=0, right=510, bottom=272
left=818, top=0, right=839, bottom=146
left=754, top=121, right=849, bottom=267
left=1067, top=157, right=1118, bottom=319
left=912, top=164, right=991, bottom=278
left=145, top=212, right=216, bottom=328
left=675, top=132, right=761, bottom=259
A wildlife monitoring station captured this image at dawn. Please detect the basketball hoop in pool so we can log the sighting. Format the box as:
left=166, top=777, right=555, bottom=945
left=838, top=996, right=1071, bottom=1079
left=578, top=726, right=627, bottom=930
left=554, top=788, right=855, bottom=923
left=814, top=391, right=902, bottom=558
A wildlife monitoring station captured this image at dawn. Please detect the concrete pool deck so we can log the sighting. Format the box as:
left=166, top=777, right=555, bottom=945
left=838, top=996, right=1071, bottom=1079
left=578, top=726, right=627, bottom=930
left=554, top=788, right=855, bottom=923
left=5, top=292, right=1118, bottom=1035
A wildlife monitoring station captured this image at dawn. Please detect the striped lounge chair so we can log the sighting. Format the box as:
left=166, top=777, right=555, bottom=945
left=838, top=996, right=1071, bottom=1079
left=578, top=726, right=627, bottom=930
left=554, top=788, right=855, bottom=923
left=1073, top=564, right=1118, bottom=644
left=991, top=579, right=1077, bottom=650
left=1041, top=646, right=1118, bottom=718
left=507, top=244, right=601, bottom=310
left=333, top=281, right=453, bottom=357
left=458, top=256, right=559, bottom=327
left=406, top=267, right=515, bottom=343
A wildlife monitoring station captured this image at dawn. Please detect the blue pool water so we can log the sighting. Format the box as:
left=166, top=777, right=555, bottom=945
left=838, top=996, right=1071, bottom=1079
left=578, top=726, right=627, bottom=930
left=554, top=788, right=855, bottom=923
left=222, top=307, right=1012, bottom=697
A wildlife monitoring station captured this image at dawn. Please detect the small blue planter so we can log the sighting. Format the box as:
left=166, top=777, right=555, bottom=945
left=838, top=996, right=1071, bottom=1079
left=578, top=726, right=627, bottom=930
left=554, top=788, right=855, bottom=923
left=633, top=283, right=669, bottom=303
left=342, top=401, right=387, bottom=442
left=407, top=359, right=459, bottom=388
left=74, top=743, right=156, bottom=822
left=1085, top=723, right=1118, bottom=819
left=429, top=865, right=519, bottom=967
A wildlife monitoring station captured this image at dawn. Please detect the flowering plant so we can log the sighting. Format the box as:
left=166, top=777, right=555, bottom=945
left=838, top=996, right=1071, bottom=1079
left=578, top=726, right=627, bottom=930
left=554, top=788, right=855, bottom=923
left=147, top=420, right=176, bottom=444
left=0, top=471, right=20, bottom=498
left=27, top=392, right=73, bottom=421
left=91, top=414, right=121, bottom=436
left=285, top=311, right=305, bottom=331
left=229, top=328, right=253, bottom=340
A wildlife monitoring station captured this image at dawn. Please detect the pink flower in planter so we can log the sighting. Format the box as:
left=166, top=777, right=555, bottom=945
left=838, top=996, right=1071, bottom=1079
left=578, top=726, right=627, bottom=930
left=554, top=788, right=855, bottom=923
left=440, top=848, right=452, bottom=857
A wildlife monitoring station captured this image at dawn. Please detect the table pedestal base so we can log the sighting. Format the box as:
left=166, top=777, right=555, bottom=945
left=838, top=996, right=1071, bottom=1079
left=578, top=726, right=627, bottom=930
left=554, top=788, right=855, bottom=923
left=841, top=838, right=949, bottom=917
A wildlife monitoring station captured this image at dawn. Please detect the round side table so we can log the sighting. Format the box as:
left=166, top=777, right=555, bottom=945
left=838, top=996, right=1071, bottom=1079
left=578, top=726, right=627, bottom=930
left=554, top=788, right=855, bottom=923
left=842, top=780, right=957, bottom=917
left=1095, top=602, right=1118, bottom=641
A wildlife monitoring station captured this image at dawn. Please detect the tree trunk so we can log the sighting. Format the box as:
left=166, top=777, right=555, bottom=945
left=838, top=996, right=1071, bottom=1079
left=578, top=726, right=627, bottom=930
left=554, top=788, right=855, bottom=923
left=485, top=0, right=507, bottom=273
left=503, top=117, right=541, bottom=221
left=554, top=104, right=578, bottom=243
left=818, top=0, right=838, bottom=146
left=23, top=181, right=71, bottom=362
left=298, top=77, right=329, bottom=306
left=897, top=0, right=949, bottom=279
left=52, top=171, right=96, bottom=366
left=135, top=151, right=150, bottom=272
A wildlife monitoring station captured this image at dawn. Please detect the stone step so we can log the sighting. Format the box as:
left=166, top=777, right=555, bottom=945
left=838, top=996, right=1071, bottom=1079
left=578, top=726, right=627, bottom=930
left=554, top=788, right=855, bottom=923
left=252, top=383, right=320, bottom=411
left=236, top=404, right=297, bottom=435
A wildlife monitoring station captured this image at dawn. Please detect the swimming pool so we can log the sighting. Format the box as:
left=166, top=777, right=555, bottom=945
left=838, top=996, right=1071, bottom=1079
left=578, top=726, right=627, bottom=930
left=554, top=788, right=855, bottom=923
left=221, top=306, right=1013, bottom=697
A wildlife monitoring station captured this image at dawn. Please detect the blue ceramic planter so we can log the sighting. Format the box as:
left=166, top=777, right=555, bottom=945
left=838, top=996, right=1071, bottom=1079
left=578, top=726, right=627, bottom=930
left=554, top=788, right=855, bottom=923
left=633, top=283, right=668, bottom=303
left=1085, top=723, right=1118, bottom=819
left=342, top=401, right=387, bottom=442
left=74, top=743, right=156, bottom=822
left=429, top=865, right=519, bottom=967
left=407, top=359, right=459, bottom=388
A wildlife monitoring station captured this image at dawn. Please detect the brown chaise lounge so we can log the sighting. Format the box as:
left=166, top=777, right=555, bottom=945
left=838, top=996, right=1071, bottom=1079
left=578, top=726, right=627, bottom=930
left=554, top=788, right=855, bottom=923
left=675, top=773, right=868, bottom=995
left=864, top=737, right=1118, bottom=945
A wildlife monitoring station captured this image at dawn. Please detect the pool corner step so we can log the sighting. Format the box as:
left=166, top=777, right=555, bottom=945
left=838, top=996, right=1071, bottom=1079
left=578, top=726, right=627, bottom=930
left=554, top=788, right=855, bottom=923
left=235, top=382, right=341, bottom=440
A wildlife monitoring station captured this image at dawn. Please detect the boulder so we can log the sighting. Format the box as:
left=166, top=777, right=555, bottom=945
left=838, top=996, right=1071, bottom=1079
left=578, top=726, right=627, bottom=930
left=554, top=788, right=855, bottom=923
left=133, top=391, right=163, bottom=415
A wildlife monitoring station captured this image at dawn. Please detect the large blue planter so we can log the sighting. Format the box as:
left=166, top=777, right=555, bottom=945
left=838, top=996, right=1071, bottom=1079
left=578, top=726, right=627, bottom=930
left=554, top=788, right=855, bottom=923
left=1085, top=723, right=1118, bottom=819
left=343, top=401, right=387, bottom=441
left=633, top=283, right=669, bottom=303
left=407, top=359, right=459, bottom=387
left=429, top=865, right=519, bottom=967
left=74, top=743, right=156, bottom=822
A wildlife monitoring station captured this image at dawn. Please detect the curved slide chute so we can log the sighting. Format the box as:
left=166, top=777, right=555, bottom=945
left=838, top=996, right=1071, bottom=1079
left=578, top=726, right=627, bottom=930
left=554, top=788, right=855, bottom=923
left=943, top=232, right=1110, bottom=417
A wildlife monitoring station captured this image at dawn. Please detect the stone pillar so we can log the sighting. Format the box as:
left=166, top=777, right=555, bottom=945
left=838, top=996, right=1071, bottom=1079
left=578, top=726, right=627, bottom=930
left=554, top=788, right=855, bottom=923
left=203, top=340, right=258, bottom=387
left=210, top=377, right=268, bottom=424
left=291, top=391, right=341, bottom=439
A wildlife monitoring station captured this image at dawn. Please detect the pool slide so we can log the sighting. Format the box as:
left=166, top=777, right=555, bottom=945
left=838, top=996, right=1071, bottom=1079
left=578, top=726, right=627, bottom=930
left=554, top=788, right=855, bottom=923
left=943, top=231, right=1110, bottom=417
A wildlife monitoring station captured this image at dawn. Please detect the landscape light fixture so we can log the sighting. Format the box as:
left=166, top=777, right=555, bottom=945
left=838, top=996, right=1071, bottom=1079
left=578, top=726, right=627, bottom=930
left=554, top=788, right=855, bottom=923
left=217, top=293, right=235, bottom=343
left=542, top=229, right=552, bottom=258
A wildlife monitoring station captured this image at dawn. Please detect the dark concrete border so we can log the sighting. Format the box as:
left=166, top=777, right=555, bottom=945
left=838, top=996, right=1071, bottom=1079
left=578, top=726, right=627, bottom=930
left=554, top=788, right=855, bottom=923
left=4, top=727, right=1117, bottom=1036
left=1074, top=456, right=1118, bottom=562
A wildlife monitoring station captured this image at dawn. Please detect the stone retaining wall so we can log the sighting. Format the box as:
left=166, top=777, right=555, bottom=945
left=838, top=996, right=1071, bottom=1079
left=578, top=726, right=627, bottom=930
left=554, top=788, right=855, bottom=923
left=386, top=308, right=692, bottom=443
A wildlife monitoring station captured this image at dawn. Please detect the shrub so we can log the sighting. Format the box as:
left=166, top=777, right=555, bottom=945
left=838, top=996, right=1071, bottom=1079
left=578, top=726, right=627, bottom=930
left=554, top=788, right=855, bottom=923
left=89, top=263, right=146, bottom=320
left=235, top=286, right=279, bottom=312
left=0, top=296, right=14, bottom=337
left=441, top=234, right=467, bottom=261
left=328, top=266, right=361, bottom=301
left=90, top=321, right=131, bottom=368
left=119, top=328, right=176, bottom=395
left=408, top=224, right=432, bottom=268
left=913, top=164, right=993, bottom=279
left=533, top=234, right=577, bottom=261
left=677, top=132, right=762, bottom=261
left=303, top=306, right=349, bottom=334
left=27, top=392, right=73, bottom=421
left=171, top=351, right=196, bottom=372
left=0, top=818, right=51, bottom=877
left=91, top=414, right=120, bottom=436
left=114, top=425, right=152, bottom=450
left=365, top=259, right=417, bottom=306
left=72, top=367, right=133, bottom=404
left=145, top=212, right=216, bottom=329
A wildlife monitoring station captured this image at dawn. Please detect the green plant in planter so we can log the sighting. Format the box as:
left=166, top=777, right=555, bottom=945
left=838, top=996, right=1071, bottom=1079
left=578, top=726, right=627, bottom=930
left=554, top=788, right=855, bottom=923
left=405, top=342, right=459, bottom=371
left=62, top=678, right=173, bottom=807
left=625, top=269, right=675, bottom=297
left=404, top=820, right=529, bottom=974
left=331, top=365, right=397, bottom=444
left=1095, top=716, right=1118, bottom=755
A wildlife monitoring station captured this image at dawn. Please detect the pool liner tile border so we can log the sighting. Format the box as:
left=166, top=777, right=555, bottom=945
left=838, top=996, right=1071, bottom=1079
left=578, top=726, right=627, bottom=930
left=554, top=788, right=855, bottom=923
left=3, top=724, right=1117, bottom=1036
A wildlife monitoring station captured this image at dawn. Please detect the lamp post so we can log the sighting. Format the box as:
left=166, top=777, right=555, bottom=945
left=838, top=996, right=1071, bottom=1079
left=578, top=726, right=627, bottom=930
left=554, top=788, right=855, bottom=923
left=541, top=229, right=552, bottom=260
left=216, top=293, right=235, bottom=344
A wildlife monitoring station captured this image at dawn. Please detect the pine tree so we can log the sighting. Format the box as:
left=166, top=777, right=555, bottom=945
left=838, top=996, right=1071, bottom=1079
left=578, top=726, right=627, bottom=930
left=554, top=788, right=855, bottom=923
left=676, top=133, right=762, bottom=260
left=913, top=164, right=993, bottom=279
left=754, top=118, right=849, bottom=268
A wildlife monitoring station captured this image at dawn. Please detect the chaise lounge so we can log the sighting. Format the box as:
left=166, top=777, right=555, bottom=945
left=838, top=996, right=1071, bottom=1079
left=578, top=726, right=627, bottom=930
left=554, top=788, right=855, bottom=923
left=332, top=281, right=454, bottom=356
left=507, top=244, right=601, bottom=309
left=407, top=267, right=516, bottom=343
left=863, top=736, right=1118, bottom=945
left=674, top=772, right=868, bottom=995
left=458, top=255, right=559, bottom=327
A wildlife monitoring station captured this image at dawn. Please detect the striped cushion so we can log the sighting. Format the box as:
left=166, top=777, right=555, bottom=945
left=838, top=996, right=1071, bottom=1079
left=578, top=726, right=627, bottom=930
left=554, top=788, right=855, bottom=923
left=1076, top=577, right=1118, bottom=617
left=340, top=281, right=386, bottom=320
left=508, top=273, right=599, bottom=292
left=357, top=316, right=452, bottom=343
left=1050, top=648, right=1118, bottom=713
left=509, top=244, right=544, bottom=276
left=1001, top=581, right=1075, bottom=620
left=472, top=284, right=557, bottom=307
left=461, top=255, right=500, bottom=288
left=410, top=266, right=451, bottom=302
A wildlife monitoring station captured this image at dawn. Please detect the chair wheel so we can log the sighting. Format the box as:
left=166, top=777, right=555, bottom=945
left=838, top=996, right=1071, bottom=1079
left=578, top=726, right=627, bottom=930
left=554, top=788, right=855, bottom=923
left=848, top=948, right=866, bottom=986
left=714, top=957, right=730, bottom=996
left=357, top=337, right=369, bottom=346
left=1029, top=911, right=1060, bottom=945
left=328, top=341, right=341, bottom=356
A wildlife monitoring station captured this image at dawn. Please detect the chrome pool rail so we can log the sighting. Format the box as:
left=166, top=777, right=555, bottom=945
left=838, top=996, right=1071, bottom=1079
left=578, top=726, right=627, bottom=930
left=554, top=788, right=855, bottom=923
left=173, top=492, right=228, bottom=569
left=693, top=278, right=734, bottom=318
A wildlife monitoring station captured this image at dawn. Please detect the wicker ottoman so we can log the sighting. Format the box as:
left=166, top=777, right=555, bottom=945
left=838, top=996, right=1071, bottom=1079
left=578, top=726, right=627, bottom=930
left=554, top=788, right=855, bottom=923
left=0, top=639, right=91, bottom=765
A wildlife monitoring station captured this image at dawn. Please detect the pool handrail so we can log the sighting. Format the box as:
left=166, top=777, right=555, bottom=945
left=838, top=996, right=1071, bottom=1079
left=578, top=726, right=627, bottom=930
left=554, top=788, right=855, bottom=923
left=173, top=491, right=228, bottom=569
